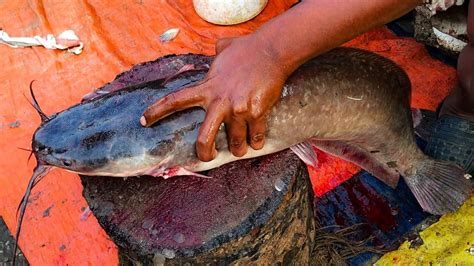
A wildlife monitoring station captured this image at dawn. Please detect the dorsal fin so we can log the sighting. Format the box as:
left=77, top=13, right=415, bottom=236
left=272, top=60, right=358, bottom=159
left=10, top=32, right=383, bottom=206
left=27, top=80, right=49, bottom=123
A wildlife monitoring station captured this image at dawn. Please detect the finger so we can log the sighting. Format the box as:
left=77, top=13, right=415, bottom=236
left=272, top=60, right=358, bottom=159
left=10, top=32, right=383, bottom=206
left=196, top=104, right=225, bottom=162
left=141, top=86, right=204, bottom=126
left=248, top=117, right=267, bottom=150
left=225, top=117, right=248, bottom=157
left=215, top=37, right=234, bottom=54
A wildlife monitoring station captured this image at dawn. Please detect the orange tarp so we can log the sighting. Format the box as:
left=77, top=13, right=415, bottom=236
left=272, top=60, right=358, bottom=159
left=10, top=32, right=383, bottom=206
left=0, top=1, right=456, bottom=265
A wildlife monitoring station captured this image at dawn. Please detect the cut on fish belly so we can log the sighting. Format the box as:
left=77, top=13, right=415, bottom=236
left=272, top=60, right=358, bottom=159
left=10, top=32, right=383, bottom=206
left=13, top=47, right=472, bottom=264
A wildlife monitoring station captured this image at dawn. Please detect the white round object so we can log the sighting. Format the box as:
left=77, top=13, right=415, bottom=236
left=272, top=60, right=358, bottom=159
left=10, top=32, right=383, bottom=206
left=193, top=0, right=268, bottom=25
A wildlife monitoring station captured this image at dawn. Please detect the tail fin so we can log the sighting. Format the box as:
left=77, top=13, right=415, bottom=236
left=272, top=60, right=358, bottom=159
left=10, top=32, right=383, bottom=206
left=403, top=159, right=472, bottom=215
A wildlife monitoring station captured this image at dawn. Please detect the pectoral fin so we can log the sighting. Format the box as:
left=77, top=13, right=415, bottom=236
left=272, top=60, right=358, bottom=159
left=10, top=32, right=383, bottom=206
left=162, top=167, right=211, bottom=179
left=291, top=140, right=318, bottom=168
left=145, top=166, right=211, bottom=179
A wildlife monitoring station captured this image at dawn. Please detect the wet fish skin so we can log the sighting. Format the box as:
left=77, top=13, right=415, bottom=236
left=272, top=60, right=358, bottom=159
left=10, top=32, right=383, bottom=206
left=30, top=47, right=471, bottom=215
left=33, top=74, right=207, bottom=176
left=33, top=48, right=405, bottom=174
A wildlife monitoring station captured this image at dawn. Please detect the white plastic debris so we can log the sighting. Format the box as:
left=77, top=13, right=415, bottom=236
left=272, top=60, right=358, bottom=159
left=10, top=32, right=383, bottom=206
left=0, top=29, right=83, bottom=54
left=425, top=0, right=464, bottom=15
left=160, top=28, right=180, bottom=43
left=433, top=26, right=467, bottom=52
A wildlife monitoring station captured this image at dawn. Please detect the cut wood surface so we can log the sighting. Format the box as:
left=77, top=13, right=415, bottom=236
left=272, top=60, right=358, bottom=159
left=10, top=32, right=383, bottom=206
left=81, top=150, right=315, bottom=264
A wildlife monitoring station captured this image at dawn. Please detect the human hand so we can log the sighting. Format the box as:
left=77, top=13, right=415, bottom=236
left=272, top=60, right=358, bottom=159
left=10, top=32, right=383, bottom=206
left=141, top=35, right=289, bottom=161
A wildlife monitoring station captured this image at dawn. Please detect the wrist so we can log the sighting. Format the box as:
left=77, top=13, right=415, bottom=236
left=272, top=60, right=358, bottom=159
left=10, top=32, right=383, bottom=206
left=244, top=31, right=299, bottom=78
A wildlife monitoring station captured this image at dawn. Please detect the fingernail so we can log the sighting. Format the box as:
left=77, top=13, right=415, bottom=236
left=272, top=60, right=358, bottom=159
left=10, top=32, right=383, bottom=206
left=140, top=116, right=147, bottom=126
left=252, top=134, right=264, bottom=142
left=230, top=139, right=243, bottom=148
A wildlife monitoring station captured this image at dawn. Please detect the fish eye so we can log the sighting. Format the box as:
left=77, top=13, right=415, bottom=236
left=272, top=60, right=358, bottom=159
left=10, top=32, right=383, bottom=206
left=62, top=160, right=72, bottom=167
left=34, top=144, right=49, bottom=153
left=38, top=146, right=52, bottom=154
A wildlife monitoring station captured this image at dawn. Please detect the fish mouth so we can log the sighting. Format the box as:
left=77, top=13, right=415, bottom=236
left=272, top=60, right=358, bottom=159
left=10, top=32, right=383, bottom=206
left=38, top=153, right=75, bottom=170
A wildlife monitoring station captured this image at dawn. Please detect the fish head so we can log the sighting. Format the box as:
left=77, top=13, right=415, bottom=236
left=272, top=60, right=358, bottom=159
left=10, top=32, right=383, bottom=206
left=31, top=135, right=90, bottom=173
left=30, top=78, right=207, bottom=176
left=31, top=115, right=117, bottom=174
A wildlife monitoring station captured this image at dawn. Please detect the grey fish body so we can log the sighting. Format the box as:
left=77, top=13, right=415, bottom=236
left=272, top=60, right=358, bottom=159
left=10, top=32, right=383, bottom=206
left=31, top=47, right=471, bottom=215
left=35, top=49, right=409, bottom=173
left=197, top=48, right=420, bottom=176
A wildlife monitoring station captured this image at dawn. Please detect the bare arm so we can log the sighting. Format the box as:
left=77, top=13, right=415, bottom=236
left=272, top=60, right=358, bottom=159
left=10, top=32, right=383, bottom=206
left=142, top=0, right=423, bottom=162
left=255, top=0, right=423, bottom=73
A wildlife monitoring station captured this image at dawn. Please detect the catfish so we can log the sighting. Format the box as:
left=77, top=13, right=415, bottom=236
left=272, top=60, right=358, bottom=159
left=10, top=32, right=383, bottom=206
left=13, top=47, right=471, bottom=263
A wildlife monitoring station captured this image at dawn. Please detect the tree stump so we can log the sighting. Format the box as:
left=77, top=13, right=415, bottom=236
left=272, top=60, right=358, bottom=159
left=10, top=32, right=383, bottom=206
left=81, top=150, right=315, bottom=265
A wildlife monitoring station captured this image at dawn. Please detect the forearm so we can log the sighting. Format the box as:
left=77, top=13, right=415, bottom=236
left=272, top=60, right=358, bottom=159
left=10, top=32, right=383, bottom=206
left=250, top=0, right=423, bottom=74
